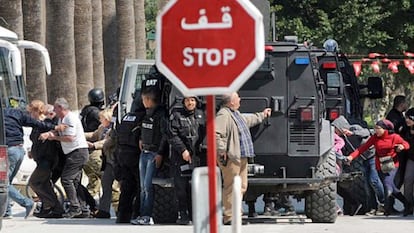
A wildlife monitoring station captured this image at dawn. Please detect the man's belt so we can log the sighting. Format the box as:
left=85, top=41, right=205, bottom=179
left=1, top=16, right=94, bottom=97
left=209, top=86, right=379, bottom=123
left=142, top=144, right=157, bottom=152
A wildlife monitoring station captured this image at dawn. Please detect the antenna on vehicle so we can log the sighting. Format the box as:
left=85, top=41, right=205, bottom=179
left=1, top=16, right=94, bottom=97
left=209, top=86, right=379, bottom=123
left=271, top=11, right=276, bottom=42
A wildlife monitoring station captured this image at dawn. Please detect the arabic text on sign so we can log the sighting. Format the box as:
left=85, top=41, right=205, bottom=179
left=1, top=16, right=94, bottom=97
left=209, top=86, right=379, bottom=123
left=181, top=6, right=233, bottom=31
left=183, top=47, right=236, bottom=67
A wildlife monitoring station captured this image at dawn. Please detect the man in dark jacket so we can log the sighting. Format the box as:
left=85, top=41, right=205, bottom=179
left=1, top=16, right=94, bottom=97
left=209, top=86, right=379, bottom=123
left=168, top=96, right=205, bottom=225
left=386, top=95, right=409, bottom=211
left=3, top=107, right=65, bottom=218
left=28, top=104, right=65, bottom=218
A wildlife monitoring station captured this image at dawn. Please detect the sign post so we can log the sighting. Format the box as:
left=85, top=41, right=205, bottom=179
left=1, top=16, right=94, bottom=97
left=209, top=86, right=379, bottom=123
left=156, top=0, right=264, bottom=232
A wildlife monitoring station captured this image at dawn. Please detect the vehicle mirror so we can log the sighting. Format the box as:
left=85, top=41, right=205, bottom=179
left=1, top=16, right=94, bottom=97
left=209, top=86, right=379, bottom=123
left=366, top=76, right=383, bottom=99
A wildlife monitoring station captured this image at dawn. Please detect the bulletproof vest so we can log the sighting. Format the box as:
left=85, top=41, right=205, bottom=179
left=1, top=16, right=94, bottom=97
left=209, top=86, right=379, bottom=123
left=80, top=105, right=101, bottom=132
left=141, top=107, right=166, bottom=151
left=116, top=112, right=142, bottom=149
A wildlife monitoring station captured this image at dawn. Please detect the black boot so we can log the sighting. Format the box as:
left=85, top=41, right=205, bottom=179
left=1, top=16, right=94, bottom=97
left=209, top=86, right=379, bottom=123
left=263, top=200, right=273, bottom=216
left=384, top=196, right=392, bottom=216
left=176, top=211, right=191, bottom=225
left=393, top=192, right=412, bottom=216
left=247, top=201, right=257, bottom=217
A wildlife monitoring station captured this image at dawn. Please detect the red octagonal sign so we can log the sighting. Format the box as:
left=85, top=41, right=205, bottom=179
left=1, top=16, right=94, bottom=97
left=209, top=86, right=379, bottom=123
left=156, top=0, right=264, bottom=96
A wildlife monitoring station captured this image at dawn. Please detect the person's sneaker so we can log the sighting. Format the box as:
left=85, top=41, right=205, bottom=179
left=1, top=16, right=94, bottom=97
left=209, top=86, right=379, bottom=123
left=3, top=214, right=13, bottom=219
left=281, top=210, right=296, bottom=216
left=138, top=216, right=154, bottom=225
left=73, top=209, right=91, bottom=218
left=263, top=206, right=274, bottom=216
left=365, top=209, right=376, bottom=216
left=130, top=216, right=142, bottom=225
left=25, top=203, right=36, bottom=219
left=375, top=204, right=385, bottom=216
left=63, top=208, right=82, bottom=218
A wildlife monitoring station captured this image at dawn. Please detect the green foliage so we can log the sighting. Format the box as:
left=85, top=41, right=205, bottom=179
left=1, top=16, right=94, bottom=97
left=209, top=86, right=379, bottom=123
left=145, top=0, right=157, bottom=33
left=269, top=0, right=413, bottom=53
left=268, top=0, right=414, bottom=121
left=145, top=0, right=157, bottom=59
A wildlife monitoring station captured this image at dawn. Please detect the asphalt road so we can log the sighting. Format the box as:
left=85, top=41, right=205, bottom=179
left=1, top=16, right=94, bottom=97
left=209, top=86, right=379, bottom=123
left=2, top=205, right=414, bottom=233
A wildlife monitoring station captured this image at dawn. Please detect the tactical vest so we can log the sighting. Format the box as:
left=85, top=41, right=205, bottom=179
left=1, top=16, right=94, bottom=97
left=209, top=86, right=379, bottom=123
left=80, top=105, right=101, bottom=132
left=116, top=112, right=142, bottom=149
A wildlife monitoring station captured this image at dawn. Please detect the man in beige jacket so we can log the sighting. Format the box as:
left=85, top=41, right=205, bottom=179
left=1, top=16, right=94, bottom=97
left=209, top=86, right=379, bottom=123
left=215, top=92, right=271, bottom=225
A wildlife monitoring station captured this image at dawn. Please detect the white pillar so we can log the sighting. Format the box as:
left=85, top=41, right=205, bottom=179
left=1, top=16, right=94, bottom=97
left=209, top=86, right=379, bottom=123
left=232, top=175, right=242, bottom=233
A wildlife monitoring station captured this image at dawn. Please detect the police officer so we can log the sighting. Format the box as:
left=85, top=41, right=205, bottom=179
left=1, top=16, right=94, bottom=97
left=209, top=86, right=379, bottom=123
left=130, top=88, right=169, bottom=225
left=79, top=88, right=105, bottom=216
left=115, top=100, right=145, bottom=223
left=80, top=88, right=105, bottom=132
left=168, top=96, right=205, bottom=225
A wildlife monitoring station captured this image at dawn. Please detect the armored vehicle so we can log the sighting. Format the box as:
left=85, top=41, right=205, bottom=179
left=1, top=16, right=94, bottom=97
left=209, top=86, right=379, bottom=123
left=241, top=40, right=382, bottom=222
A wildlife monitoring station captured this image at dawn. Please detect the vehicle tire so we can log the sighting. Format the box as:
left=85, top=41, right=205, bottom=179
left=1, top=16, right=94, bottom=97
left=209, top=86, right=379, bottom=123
left=305, top=149, right=337, bottom=223
left=152, top=184, right=178, bottom=224
left=340, top=157, right=373, bottom=215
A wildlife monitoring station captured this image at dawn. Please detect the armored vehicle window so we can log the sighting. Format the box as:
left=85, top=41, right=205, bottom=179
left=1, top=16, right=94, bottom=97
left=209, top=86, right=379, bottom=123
left=326, top=72, right=341, bottom=95
left=0, top=48, right=14, bottom=108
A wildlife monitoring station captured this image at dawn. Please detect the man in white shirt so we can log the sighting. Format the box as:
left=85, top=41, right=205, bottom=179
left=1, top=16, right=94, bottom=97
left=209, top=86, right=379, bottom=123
left=43, top=97, right=89, bottom=218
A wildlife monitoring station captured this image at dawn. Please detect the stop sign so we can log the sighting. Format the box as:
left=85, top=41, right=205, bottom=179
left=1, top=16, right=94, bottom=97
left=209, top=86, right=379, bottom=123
left=156, top=0, right=264, bottom=96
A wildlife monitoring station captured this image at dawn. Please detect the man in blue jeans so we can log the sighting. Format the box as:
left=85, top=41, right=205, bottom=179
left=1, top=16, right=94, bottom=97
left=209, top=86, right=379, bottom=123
left=130, top=88, right=168, bottom=225
left=4, top=106, right=66, bottom=218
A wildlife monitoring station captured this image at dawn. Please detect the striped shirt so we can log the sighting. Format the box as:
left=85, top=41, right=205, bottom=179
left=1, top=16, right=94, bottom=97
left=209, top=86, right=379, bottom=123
left=231, top=111, right=255, bottom=158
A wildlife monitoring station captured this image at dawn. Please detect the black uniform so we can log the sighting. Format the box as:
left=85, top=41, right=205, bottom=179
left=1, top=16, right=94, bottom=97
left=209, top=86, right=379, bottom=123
left=140, top=106, right=169, bottom=155
left=115, top=110, right=144, bottom=223
left=80, top=104, right=102, bottom=133
left=386, top=108, right=408, bottom=188
left=168, top=107, right=205, bottom=222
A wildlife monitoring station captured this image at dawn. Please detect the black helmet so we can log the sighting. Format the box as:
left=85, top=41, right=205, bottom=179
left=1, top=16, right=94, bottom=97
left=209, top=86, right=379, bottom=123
left=88, top=88, right=105, bottom=104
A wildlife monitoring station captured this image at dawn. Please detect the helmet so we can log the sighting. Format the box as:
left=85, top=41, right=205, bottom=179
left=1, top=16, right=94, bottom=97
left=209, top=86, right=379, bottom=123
left=182, top=96, right=201, bottom=108
left=323, top=39, right=338, bottom=52
left=88, top=88, right=105, bottom=104
left=182, top=96, right=200, bottom=104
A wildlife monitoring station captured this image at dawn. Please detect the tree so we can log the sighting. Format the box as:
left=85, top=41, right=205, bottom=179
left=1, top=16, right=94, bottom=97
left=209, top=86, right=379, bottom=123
left=74, top=0, right=94, bottom=109
left=46, top=0, right=78, bottom=108
left=268, top=0, right=414, bottom=122
left=0, top=0, right=23, bottom=38
left=157, top=0, right=169, bottom=11
left=92, top=0, right=105, bottom=90
left=116, top=0, right=136, bottom=87
left=102, top=0, right=119, bottom=98
left=135, top=0, right=146, bottom=59
left=22, top=0, right=48, bottom=103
